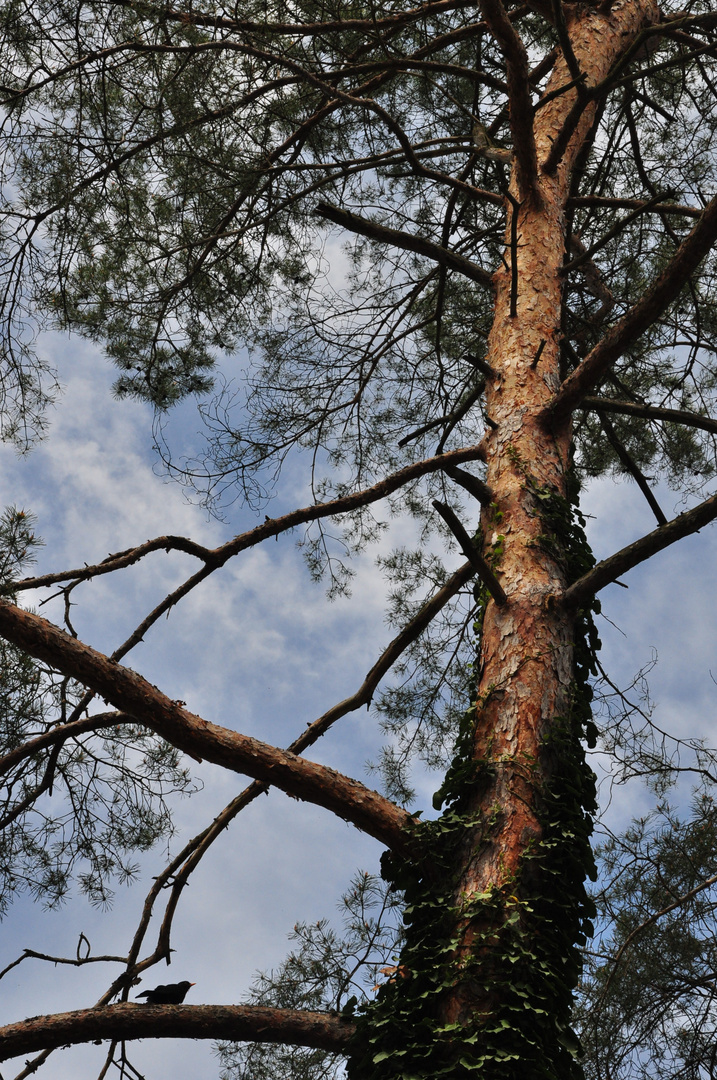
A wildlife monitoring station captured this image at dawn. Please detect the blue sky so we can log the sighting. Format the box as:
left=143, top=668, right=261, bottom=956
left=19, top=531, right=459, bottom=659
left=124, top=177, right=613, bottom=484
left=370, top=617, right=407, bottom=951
left=0, top=330, right=716, bottom=1078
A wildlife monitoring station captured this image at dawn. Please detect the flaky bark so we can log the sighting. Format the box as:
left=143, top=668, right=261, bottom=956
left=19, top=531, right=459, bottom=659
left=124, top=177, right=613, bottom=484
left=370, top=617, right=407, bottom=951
left=0, top=1004, right=353, bottom=1062
left=445, top=0, right=660, bottom=1028
left=0, top=600, right=414, bottom=854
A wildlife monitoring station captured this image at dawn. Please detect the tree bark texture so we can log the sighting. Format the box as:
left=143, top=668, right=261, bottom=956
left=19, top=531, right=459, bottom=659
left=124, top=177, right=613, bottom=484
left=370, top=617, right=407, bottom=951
left=0, top=1004, right=353, bottom=1062
left=448, top=0, right=660, bottom=1035
left=0, top=600, right=414, bottom=854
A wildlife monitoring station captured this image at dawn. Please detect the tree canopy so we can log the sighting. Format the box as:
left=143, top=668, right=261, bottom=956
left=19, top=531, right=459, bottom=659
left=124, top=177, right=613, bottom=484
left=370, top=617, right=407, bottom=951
left=1, top=0, right=717, bottom=1077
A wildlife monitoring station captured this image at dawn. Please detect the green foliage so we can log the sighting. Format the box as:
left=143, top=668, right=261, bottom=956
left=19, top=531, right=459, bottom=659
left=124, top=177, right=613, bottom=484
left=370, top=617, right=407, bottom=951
left=216, top=870, right=403, bottom=1080
left=369, top=548, right=477, bottom=806
left=346, top=489, right=599, bottom=1080
left=2, top=1, right=717, bottom=1076
left=0, top=505, right=43, bottom=592
left=0, top=685, right=199, bottom=913
left=0, top=506, right=199, bottom=913
left=577, top=796, right=717, bottom=1080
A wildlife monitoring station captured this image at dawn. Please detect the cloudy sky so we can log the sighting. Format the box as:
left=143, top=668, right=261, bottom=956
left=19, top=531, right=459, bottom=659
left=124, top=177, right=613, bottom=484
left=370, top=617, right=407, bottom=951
left=0, top=330, right=716, bottom=1079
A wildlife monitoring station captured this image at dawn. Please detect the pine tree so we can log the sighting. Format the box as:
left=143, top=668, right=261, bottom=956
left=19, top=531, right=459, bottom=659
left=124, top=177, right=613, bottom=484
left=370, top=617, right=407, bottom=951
left=1, top=0, right=717, bottom=1076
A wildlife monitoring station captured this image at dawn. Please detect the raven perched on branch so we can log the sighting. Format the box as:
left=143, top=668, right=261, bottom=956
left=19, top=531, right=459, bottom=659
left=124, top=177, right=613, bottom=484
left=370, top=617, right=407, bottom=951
left=136, top=981, right=195, bottom=1004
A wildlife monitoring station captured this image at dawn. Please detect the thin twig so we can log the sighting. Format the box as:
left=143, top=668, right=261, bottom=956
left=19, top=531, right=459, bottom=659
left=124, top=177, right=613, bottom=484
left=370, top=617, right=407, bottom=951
left=597, top=411, right=667, bottom=525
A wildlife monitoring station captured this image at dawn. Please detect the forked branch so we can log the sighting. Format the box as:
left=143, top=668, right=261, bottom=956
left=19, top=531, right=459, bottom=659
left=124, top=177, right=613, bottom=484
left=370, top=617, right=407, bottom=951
left=90, top=559, right=477, bottom=999
left=12, top=444, right=486, bottom=593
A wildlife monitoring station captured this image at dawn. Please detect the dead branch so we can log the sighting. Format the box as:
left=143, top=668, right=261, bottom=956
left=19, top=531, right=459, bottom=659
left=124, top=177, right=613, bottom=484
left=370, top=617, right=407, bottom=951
left=13, top=444, right=486, bottom=593
left=596, top=411, right=667, bottom=525
left=432, top=501, right=507, bottom=604
left=315, top=202, right=494, bottom=287
left=569, top=195, right=702, bottom=218
left=551, top=0, right=584, bottom=87
left=580, top=396, right=717, bottom=437
left=96, top=562, right=477, bottom=1000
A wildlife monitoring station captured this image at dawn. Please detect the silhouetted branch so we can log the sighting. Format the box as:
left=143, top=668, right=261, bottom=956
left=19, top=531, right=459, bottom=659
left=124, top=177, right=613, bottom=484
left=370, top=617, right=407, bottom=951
left=0, top=712, right=127, bottom=779
left=13, top=444, right=486, bottom=593
left=315, top=202, right=494, bottom=287
left=551, top=0, right=584, bottom=87
left=432, top=501, right=507, bottom=605
left=580, top=396, right=717, bottom=436
left=505, top=189, right=521, bottom=317
left=561, top=191, right=668, bottom=275
left=399, top=382, right=486, bottom=447
left=601, top=869, right=717, bottom=999
left=544, top=193, right=717, bottom=424
left=568, top=195, right=701, bottom=218
left=445, top=466, right=494, bottom=505
left=597, top=411, right=667, bottom=525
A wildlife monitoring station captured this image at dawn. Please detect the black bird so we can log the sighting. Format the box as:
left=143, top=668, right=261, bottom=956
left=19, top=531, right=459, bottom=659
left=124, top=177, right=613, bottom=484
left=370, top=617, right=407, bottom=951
left=136, top=980, right=195, bottom=1004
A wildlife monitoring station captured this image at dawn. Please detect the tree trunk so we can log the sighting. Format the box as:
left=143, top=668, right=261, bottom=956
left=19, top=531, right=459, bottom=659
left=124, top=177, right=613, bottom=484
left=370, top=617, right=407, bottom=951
left=349, top=4, right=661, bottom=1076
left=454, top=0, right=660, bottom=1047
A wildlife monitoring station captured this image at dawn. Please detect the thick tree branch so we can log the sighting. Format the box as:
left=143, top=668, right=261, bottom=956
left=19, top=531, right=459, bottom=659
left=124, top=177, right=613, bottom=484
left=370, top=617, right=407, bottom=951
left=0, top=602, right=415, bottom=855
left=445, top=465, right=494, bottom=505
left=0, top=1004, right=354, bottom=1062
left=543, top=194, right=717, bottom=425
left=108, top=0, right=478, bottom=38
left=564, top=491, right=717, bottom=606
left=315, top=202, right=494, bottom=287
left=580, top=396, right=717, bottom=437
left=93, top=561, right=478, bottom=998
left=568, top=195, right=702, bottom=218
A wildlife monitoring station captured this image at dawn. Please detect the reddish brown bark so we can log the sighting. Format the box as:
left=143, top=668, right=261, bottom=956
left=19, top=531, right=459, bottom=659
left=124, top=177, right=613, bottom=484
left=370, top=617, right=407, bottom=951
left=0, top=600, right=414, bottom=854
left=443, top=0, right=660, bottom=1025
left=0, top=1004, right=353, bottom=1062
